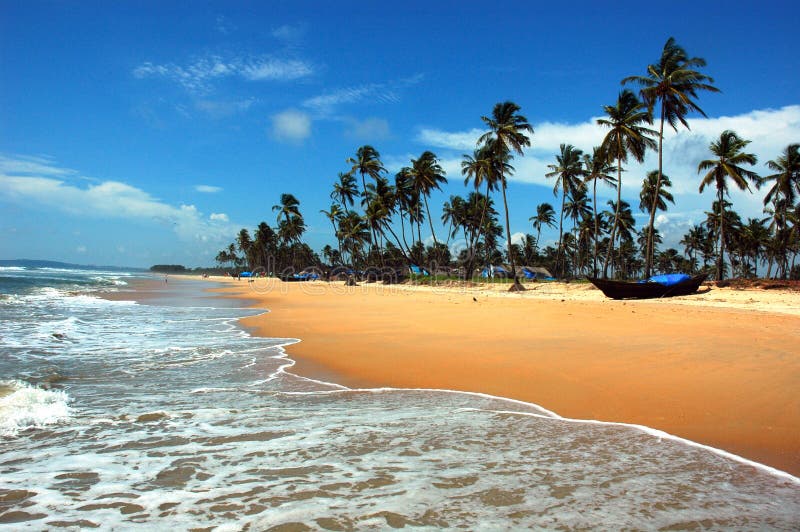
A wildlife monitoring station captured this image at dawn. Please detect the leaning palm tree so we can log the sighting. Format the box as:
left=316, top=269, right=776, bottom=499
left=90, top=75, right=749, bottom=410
left=762, top=143, right=800, bottom=231
left=331, top=172, right=359, bottom=212
left=597, top=90, right=656, bottom=277
left=698, top=130, right=760, bottom=280
left=582, top=147, right=616, bottom=276
left=408, top=151, right=447, bottom=246
left=272, top=193, right=301, bottom=225
left=529, top=202, right=557, bottom=255
left=320, top=204, right=343, bottom=259
left=347, top=145, right=386, bottom=199
left=545, top=144, right=585, bottom=277
left=479, top=101, right=534, bottom=291
left=623, top=37, right=720, bottom=277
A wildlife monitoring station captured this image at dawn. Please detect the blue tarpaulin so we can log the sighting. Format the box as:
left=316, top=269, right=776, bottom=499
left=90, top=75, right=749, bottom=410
left=647, top=273, right=691, bottom=286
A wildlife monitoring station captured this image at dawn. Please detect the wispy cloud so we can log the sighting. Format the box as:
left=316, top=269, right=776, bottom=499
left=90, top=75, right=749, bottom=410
left=195, top=185, right=222, bottom=193
left=303, top=75, right=423, bottom=114
left=133, top=54, right=314, bottom=93
left=0, top=154, right=239, bottom=244
left=271, top=24, right=306, bottom=42
left=194, top=98, right=255, bottom=118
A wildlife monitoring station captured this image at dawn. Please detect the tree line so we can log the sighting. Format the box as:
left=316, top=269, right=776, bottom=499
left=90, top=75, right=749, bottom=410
left=218, top=37, right=800, bottom=285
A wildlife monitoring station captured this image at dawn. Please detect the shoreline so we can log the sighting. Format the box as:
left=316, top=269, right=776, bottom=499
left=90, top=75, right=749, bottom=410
left=128, top=275, right=800, bottom=477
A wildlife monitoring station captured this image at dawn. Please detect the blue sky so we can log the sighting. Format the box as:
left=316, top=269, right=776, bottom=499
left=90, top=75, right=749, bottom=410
left=1, top=1, right=798, bottom=267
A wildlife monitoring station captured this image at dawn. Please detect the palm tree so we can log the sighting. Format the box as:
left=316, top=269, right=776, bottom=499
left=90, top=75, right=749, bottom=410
left=639, top=170, right=674, bottom=253
left=698, top=130, right=760, bottom=280
left=347, top=145, right=386, bottom=199
left=545, top=144, right=585, bottom=277
left=461, top=144, right=506, bottom=278
left=582, top=147, right=616, bottom=276
left=597, top=90, right=656, bottom=277
left=331, top=172, right=359, bottom=211
left=680, top=225, right=707, bottom=273
left=320, top=204, right=343, bottom=258
left=763, top=144, right=800, bottom=231
left=272, top=193, right=301, bottom=224
left=408, top=151, right=447, bottom=246
left=529, top=202, right=557, bottom=255
left=623, top=37, right=720, bottom=277
left=479, top=101, right=534, bottom=291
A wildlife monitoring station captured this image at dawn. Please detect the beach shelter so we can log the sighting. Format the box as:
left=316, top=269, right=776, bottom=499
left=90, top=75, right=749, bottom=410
left=519, top=266, right=553, bottom=280
left=409, top=264, right=429, bottom=276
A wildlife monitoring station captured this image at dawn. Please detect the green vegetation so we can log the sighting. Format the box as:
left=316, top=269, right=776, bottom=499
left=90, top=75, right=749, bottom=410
left=216, top=37, right=799, bottom=282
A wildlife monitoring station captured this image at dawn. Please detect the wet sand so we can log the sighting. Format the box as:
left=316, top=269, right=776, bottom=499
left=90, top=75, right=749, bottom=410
left=183, top=276, right=799, bottom=476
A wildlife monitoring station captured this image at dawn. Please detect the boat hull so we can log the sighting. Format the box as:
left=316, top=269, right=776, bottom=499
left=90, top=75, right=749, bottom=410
left=587, top=274, right=707, bottom=300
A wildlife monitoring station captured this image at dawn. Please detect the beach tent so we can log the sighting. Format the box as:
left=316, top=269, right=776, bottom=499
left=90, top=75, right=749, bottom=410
left=239, top=271, right=252, bottom=277
left=481, top=265, right=511, bottom=278
left=409, top=265, right=429, bottom=276
left=519, top=266, right=553, bottom=280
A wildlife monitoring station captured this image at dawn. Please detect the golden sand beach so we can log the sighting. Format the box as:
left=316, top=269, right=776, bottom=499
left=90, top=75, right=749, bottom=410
left=203, top=276, right=800, bottom=477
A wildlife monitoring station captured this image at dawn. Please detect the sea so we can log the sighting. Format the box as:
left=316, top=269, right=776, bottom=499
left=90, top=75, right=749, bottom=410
left=1, top=265, right=799, bottom=530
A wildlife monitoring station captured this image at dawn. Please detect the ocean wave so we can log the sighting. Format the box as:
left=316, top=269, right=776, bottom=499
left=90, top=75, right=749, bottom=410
left=0, top=379, right=72, bottom=436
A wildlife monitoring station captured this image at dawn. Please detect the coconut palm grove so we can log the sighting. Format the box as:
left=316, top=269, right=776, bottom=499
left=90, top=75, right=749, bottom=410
left=216, top=38, right=800, bottom=284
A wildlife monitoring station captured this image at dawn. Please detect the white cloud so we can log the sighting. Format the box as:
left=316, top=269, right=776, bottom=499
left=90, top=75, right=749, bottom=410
left=303, top=75, right=423, bottom=115
left=271, top=24, right=305, bottom=42
left=0, top=153, right=77, bottom=178
left=270, top=109, right=311, bottom=143
left=505, top=232, right=527, bottom=247
left=0, top=155, right=239, bottom=244
left=134, top=54, right=313, bottom=93
left=345, top=117, right=390, bottom=140
left=210, top=212, right=229, bottom=222
left=195, top=185, right=222, bottom=193
left=411, top=105, right=800, bottom=251
left=417, top=128, right=486, bottom=151
left=194, top=99, right=255, bottom=118
left=76, top=245, right=87, bottom=253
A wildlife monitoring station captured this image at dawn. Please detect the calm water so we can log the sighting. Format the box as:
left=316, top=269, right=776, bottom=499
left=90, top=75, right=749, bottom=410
left=1, top=266, right=798, bottom=529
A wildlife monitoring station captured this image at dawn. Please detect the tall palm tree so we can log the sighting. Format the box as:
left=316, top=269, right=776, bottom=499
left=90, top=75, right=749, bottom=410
left=347, top=145, right=386, bottom=199
left=320, top=204, right=343, bottom=258
left=698, top=130, right=760, bottom=280
left=639, top=171, right=674, bottom=251
left=529, top=202, right=557, bottom=255
left=545, top=144, right=585, bottom=277
left=597, top=90, right=656, bottom=277
left=461, top=144, right=507, bottom=277
left=408, top=151, right=447, bottom=246
left=762, top=144, right=800, bottom=231
left=331, top=172, right=359, bottom=211
left=479, top=101, right=534, bottom=291
left=623, top=37, right=720, bottom=277
left=272, top=193, right=301, bottom=224
left=582, top=147, right=616, bottom=276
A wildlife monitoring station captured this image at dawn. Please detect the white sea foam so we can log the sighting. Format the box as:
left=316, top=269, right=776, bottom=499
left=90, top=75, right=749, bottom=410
left=0, top=379, right=72, bottom=436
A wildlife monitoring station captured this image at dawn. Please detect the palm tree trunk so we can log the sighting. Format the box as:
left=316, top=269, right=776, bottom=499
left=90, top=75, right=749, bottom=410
left=645, top=109, right=666, bottom=278
left=465, top=184, right=491, bottom=280
left=556, top=190, right=566, bottom=278
left=603, top=157, right=623, bottom=278
left=592, top=178, right=599, bottom=277
left=500, top=180, right=524, bottom=291
left=423, top=194, right=438, bottom=246
left=717, top=189, right=725, bottom=280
